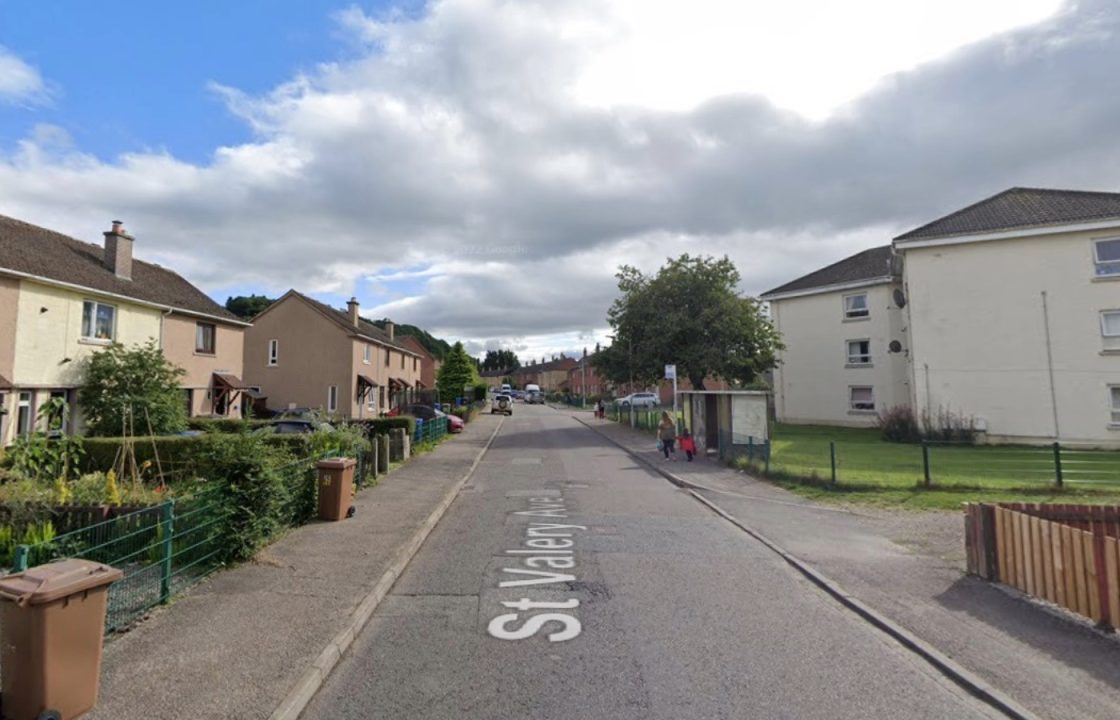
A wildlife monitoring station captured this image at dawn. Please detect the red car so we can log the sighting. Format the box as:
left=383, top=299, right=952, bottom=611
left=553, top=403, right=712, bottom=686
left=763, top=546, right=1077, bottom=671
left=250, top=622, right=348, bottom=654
left=405, top=404, right=464, bottom=433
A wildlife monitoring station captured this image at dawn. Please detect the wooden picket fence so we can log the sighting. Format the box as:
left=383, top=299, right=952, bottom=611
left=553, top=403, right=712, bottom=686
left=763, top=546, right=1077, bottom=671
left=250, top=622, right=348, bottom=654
left=965, top=503, right=1120, bottom=629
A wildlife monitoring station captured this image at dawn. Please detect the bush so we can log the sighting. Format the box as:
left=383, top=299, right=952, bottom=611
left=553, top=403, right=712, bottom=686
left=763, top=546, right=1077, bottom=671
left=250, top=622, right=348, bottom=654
left=921, top=406, right=979, bottom=445
left=187, top=417, right=273, bottom=433
left=80, top=340, right=188, bottom=436
left=877, top=406, right=922, bottom=444
left=350, top=416, right=416, bottom=438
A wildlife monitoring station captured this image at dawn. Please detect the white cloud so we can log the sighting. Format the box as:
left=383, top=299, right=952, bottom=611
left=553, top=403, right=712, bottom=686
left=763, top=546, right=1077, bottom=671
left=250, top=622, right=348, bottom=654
left=0, top=0, right=1115, bottom=360
left=0, top=46, right=47, bottom=104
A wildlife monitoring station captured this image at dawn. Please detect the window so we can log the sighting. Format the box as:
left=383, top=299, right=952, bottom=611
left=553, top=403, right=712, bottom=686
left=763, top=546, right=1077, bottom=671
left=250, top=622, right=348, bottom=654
left=1112, top=386, right=1120, bottom=425
left=385, top=349, right=391, bottom=367
left=1095, top=239, right=1120, bottom=277
left=363, top=344, right=371, bottom=364
left=81, top=300, right=116, bottom=340
left=846, top=339, right=871, bottom=365
left=328, top=385, right=338, bottom=413
left=16, top=392, right=32, bottom=437
left=849, top=386, right=875, bottom=412
left=268, top=339, right=279, bottom=366
left=46, top=390, right=68, bottom=436
left=843, top=293, right=869, bottom=320
left=401, top=352, right=405, bottom=369
left=413, top=357, right=418, bottom=372
left=195, top=322, right=216, bottom=354
left=1101, top=311, right=1120, bottom=350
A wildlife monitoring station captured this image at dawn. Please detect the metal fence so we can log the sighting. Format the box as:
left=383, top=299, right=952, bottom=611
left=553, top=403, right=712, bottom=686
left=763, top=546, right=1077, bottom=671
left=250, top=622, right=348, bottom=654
left=413, top=416, right=449, bottom=445
left=10, top=452, right=332, bottom=632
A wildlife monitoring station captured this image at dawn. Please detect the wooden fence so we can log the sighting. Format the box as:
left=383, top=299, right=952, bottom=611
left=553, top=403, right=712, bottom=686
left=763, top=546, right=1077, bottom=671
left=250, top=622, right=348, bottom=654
left=965, top=503, right=1120, bottom=629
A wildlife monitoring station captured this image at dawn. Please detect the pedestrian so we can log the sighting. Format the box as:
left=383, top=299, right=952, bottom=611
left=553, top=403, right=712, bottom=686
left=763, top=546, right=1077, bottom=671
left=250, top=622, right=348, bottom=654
left=657, top=411, right=677, bottom=460
left=679, top=428, right=696, bottom=462
left=596, top=399, right=605, bottom=419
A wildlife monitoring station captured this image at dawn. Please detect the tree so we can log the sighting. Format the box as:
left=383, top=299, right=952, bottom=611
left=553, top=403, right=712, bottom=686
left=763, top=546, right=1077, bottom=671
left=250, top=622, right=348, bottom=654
left=596, top=254, right=782, bottom=390
left=79, top=340, right=188, bottom=436
left=437, top=342, right=480, bottom=403
left=481, top=349, right=521, bottom=372
left=225, top=294, right=275, bottom=320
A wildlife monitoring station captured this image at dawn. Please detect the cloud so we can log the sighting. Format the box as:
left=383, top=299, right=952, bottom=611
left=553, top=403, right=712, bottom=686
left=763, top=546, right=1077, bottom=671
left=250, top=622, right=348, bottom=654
left=0, top=46, right=47, bottom=104
left=0, top=0, right=1116, bottom=357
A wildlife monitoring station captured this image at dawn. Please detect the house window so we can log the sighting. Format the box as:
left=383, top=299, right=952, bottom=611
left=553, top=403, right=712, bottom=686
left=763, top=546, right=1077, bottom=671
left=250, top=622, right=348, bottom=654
left=1101, top=311, right=1120, bottom=350
left=363, top=344, right=371, bottom=364
left=268, top=339, right=279, bottom=366
left=81, top=300, right=116, bottom=340
left=1094, top=239, right=1120, bottom=277
left=400, top=353, right=405, bottom=369
left=16, top=392, right=32, bottom=437
left=843, top=293, right=869, bottom=320
left=47, top=390, right=68, bottom=436
left=413, top=357, right=418, bottom=372
left=849, top=386, right=875, bottom=412
left=1112, top=386, right=1120, bottom=425
left=385, top=350, right=391, bottom=367
left=195, top=322, right=216, bottom=354
left=846, top=340, right=871, bottom=365
left=328, top=385, right=338, bottom=413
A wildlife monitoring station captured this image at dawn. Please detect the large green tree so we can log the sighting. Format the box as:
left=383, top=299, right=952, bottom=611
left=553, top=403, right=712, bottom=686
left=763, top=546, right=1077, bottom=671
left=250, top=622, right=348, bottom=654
left=436, top=341, right=480, bottom=402
left=79, top=340, right=188, bottom=436
left=481, top=349, right=521, bottom=372
left=596, top=254, right=782, bottom=390
left=224, top=294, right=275, bottom=320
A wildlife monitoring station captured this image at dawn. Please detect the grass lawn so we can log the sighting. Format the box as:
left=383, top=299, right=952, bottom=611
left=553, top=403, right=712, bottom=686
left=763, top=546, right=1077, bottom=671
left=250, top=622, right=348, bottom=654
left=745, top=424, right=1120, bottom=511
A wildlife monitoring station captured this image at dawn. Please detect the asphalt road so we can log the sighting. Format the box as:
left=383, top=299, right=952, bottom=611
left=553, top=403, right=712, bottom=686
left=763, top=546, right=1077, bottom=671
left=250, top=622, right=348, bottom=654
left=303, top=405, right=1001, bottom=720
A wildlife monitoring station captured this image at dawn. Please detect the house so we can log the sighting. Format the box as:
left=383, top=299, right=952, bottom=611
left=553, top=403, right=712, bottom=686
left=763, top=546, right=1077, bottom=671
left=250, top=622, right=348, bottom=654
left=242, top=291, right=422, bottom=418
left=567, top=352, right=606, bottom=399
left=396, top=335, right=441, bottom=392
left=764, top=186, right=1120, bottom=446
left=761, top=246, right=910, bottom=427
left=514, top=357, right=577, bottom=391
left=0, top=217, right=248, bottom=445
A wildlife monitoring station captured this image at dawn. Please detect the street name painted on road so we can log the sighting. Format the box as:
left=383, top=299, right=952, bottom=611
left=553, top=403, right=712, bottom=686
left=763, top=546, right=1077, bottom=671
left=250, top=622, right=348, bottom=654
left=486, top=495, right=585, bottom=643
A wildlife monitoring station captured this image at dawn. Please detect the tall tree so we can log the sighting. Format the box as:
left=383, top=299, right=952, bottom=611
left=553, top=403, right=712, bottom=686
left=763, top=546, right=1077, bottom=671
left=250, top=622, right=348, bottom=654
left=224, top=294, right=275, bottom=320
left=437, top=342, right=479, bottom=402
left=597, top=254, right=782, bottom=390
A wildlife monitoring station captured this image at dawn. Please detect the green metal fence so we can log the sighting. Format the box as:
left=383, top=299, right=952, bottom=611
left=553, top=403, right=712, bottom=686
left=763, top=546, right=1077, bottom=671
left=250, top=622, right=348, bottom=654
left=10, top=451, right=333, bottom=632
left=413, top=416, right=449, bottom=445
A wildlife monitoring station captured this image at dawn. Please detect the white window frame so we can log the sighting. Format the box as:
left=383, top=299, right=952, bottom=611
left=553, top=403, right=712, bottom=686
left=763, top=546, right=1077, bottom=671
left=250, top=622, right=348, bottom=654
left=1100, top=311, right=1120, bottom=350
left=363, top=344, right=371, bottom=364
left=328, top=385, right=338, bottom=413
left=268, top=339, right=279, bottom=366
left=81, top=299, right=117, bottom=341
left=849, top=385, right=875, bottom=412
left=1111, top=385, right=1120, bottom=426
left=1094, top=238, right=1120, bottom=277
left=846, top=339, right=871, bottom=366
left=16, top=391, right=32, bottom=437
left=842, top=292, right=870, bottom=320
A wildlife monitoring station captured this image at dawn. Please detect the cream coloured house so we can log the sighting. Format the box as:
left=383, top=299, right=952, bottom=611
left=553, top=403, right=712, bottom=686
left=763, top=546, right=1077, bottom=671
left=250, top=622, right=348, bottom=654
left=764, top=187, right=1120, bottom=447
left=243, top=291, right=423, bottom=419
left=0, top=216, right=248, bottom=445
left=762, top=246, right=911, bottom=427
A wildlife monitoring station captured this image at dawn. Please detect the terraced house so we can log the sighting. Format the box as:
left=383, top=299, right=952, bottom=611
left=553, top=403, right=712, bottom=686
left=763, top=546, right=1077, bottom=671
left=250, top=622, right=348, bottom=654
left=0, top=216, right=248, bottom=445
left=243, top=291, right=422, bottom=418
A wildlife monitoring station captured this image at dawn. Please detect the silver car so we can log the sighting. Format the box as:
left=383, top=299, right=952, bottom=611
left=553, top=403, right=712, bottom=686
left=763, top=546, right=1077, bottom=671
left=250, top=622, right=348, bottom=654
left=491, top=394, right=514, bottom=415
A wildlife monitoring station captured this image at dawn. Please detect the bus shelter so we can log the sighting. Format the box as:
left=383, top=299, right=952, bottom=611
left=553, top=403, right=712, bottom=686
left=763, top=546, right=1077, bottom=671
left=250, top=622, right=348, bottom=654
left=677, top=390, right=771, bottom=462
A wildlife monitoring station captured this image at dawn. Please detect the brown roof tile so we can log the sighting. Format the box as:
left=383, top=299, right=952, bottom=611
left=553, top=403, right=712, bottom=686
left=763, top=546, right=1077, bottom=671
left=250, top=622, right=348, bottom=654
left=0, top=214, right=239, bottom=322
left=293, top=292, right=419, bottom=355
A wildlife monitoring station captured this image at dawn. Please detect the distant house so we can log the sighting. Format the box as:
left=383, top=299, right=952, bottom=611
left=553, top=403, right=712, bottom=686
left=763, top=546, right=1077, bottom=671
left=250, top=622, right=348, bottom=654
left=396, top=335, right=441, bottom=392
left=513, top=357, right=577, bottom=391
left=0, top=217, right=248, bottom=445
left=242, top=291, right=422, bottom=418
left=764, top=187, right=1120, bottom=446
left=761, top=246, right=909, bottom=427
left=567, top=353, right=606, bottom=398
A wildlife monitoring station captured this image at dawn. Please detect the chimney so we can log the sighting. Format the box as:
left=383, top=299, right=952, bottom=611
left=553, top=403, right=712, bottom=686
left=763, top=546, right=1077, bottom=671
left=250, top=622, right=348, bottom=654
left=103, top=220, right=133, bottom=280
left=384, top=319, right=394, bottom=340
left=347, top=297, right=360, bottom=327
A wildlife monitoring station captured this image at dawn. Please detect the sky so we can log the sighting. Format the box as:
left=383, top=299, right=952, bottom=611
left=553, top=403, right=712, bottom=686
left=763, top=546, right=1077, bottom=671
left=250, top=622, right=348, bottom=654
left=0, top=0, right=1117, bottom=361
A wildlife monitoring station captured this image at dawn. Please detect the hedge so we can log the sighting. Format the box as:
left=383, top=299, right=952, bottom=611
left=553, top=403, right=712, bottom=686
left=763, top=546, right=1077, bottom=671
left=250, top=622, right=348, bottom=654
left=349, top=416, right=416, bottom=437
left=187, top=417, right=274, bottom=433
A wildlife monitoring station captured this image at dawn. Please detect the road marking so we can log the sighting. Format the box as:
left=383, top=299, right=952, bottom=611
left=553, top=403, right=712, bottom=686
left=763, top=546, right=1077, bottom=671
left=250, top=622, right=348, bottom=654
left=511, top=457, right=543, bottom=465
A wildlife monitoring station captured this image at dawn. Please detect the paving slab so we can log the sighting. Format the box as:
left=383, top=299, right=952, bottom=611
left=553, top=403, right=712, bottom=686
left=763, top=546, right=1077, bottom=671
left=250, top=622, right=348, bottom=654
left=581, top=414, right=1120, bottom=720
left=87, top=417, right=500, bottom=720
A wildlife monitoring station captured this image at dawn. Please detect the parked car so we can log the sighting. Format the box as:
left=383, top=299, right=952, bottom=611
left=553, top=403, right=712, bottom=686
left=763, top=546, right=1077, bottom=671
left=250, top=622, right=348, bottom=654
left=406, top=404, right=464, bottom=433
left=491, top=394, right=514, bottom=415
left=255, top=418, right=334, bottom=434
left=617, top=392, right=659, bottom=408
left=525, top=390, right=544, bottom=404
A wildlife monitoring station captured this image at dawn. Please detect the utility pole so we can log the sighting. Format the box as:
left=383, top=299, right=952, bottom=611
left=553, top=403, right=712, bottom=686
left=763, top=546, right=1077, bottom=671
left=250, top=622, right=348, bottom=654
left=582, top=347, right=588, bottom=408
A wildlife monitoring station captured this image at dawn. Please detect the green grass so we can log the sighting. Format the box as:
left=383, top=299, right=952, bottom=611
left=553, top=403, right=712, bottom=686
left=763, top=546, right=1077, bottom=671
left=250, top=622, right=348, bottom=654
left=743, top=424, right=1120, bottom=511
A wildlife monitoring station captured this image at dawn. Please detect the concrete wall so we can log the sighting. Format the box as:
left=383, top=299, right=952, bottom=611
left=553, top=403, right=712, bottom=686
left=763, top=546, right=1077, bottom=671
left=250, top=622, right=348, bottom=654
left=243, top=296, right=351, bottom=415
left=770, top=282, right=910, bottom=427
left=903, top=228, right=1120, bottom=446
left=161, top=313, right=245, bottom=417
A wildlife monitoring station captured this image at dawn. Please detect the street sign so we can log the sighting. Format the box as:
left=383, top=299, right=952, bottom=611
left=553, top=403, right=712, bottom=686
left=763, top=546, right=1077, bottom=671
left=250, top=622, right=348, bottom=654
left=664, top=364, right=676, bottom=380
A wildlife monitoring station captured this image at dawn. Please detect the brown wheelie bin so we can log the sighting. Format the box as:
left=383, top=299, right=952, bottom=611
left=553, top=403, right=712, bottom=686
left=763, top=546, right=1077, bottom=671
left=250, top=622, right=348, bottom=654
left=0, top=559, right=122, bottom=720
left=316, top=457, right=356, bottom=521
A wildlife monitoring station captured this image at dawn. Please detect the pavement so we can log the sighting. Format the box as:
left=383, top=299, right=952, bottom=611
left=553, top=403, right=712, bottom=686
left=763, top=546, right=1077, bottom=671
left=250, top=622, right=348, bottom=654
left=581, top=413, right=1120, bottom=720
left=302, top=405, right=1004, bottom=719
left=87, top=417, right=501, bottom=720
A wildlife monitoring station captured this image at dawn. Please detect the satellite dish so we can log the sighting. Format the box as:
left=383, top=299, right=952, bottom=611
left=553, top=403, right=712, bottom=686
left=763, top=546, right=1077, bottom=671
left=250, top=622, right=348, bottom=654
left=888, top=340, right=903, bottom=353
left=892, top=288, right=907, bottom=308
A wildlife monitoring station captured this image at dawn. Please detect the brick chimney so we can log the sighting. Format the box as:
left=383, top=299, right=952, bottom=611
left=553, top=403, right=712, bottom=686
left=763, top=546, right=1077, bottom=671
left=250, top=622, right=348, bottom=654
left=347, top=297, right=360, bottom=327
left=384, top=319, right=394, bottom=340
left=103, top=220, right=133, bottom=280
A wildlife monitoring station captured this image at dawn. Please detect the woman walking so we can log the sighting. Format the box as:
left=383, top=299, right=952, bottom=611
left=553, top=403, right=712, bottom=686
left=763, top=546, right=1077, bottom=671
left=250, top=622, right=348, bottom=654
left=657, top=411, right=677, bottom=460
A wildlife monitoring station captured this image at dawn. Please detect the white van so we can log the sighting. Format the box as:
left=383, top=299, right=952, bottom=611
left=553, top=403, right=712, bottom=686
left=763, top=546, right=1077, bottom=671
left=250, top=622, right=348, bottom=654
left=501, top=383, right=512, bottom=394
left=525, top=384, right=540, bottom=394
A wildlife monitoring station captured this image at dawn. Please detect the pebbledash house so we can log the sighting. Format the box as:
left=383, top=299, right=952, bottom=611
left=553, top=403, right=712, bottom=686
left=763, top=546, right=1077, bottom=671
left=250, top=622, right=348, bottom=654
left=0, top=216, right=248, bottom=445
left=763, top=187, right=1120, bottom=447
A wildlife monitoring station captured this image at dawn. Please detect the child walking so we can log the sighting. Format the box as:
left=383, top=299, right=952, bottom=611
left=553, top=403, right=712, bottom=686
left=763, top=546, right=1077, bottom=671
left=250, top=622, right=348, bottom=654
left=679, top=429, right=696, bottom=462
